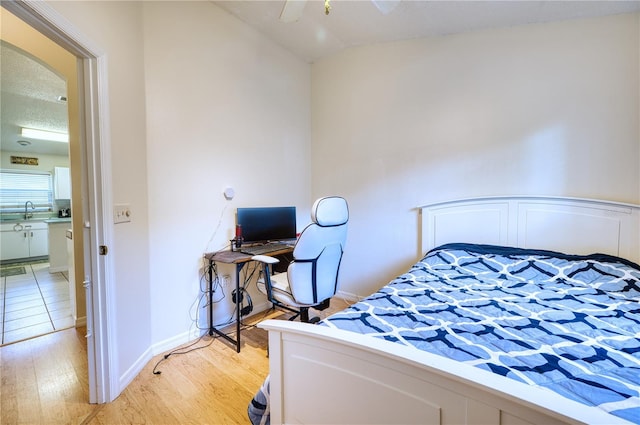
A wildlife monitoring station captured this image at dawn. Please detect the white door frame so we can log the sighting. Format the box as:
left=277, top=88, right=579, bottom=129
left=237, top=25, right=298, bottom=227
left=3, top=0, right=117, bottom=403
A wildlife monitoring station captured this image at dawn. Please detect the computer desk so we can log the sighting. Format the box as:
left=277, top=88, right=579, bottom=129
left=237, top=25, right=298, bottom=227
left=204, top=246, right=293, bottom=352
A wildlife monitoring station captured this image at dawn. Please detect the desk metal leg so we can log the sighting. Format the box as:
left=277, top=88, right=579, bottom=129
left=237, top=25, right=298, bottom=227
left=234, top=263, right=242, bottom=352
left=208, top=259, right=214, bottom=336
left=207, top=259, right=243, bottom=353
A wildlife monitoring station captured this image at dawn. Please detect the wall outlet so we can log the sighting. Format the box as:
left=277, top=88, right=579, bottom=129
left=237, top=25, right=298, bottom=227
left=114, top=204, right=131, bottom=224
left=222, top=275, right=231, bottom=287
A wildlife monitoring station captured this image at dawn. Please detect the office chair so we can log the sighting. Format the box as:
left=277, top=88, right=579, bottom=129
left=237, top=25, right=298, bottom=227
left=253, top=196, right=348, bottom=323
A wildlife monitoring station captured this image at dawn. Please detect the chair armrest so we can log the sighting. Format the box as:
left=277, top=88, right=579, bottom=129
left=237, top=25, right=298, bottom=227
left=252, top=255, right=280, bottom=264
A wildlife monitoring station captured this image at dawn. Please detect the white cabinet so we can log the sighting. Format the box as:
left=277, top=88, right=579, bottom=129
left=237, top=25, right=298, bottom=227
left=47, top=221, right=69, bottom=272
left=28, top=226, right=48, bottom=257
left=0, top=221, right=49, bottom=261
left=1, top=227, right=29, bottom=260
left=54, top=166, right=71, bottom=200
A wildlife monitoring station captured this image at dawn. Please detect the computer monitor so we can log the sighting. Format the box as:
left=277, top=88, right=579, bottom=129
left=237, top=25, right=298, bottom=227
left=236, top=206, right=296, bottom=243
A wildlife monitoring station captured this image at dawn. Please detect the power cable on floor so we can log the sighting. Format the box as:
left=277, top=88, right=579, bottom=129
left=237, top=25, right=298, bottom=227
left=151, top=333, right=217, bottom=375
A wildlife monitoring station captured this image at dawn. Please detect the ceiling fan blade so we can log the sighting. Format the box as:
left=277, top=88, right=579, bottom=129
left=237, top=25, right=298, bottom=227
left=280, top=0, right=308, bottom=23
left=371, top=0, right=400, bottom=15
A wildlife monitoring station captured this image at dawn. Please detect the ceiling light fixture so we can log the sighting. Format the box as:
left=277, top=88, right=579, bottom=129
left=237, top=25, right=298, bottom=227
left=17, top=140, right=31, bottom=147
left=21, top=127, right=69, bottom=143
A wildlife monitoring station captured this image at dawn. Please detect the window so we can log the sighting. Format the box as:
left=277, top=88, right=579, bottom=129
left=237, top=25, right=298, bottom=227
left=0, top=170, right=53, bottom=212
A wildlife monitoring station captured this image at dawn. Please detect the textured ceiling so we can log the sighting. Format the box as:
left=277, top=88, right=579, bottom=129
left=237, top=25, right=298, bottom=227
left=213, top=0, right=640, bottom=63
left=1, top=42, right=69, bottom=157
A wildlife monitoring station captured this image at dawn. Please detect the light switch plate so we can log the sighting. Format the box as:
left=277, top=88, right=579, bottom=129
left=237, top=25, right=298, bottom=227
left=114, top=204, right=131, bottom=224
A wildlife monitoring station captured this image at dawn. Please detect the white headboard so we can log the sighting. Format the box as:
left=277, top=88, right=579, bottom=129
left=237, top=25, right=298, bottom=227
left=420, top=196, right=640, bottom=264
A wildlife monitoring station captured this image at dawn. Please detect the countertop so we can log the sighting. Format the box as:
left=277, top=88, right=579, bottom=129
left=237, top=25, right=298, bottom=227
left=44, top=218, right=72, bottom=223
left=0, top=215, right=70, bottom=223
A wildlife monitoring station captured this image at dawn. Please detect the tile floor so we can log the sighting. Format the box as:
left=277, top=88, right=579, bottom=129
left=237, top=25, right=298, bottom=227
left=0, top=261, right=73, bottom=346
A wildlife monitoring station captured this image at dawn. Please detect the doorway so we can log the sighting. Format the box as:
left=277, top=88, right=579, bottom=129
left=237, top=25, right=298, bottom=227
left=1, top=1, right=112, bottom=404
left=0, top=40, right=76, bottom=345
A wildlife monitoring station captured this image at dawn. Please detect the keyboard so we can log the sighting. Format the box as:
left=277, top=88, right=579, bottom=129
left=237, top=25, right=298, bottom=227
left=240, top=243, right=292, bottom=256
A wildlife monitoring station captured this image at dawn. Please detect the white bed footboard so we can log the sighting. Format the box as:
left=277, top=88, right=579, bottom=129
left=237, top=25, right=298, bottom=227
left=259, top=320, right=629, bottom=425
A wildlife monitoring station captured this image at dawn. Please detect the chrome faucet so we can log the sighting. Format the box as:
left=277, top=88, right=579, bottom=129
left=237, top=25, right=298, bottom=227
left=24, top=201, right=35, bottom=220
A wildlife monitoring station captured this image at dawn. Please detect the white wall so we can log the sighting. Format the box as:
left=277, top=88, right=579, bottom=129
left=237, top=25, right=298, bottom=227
left=45, top=0, right=311, bottom=394
left=142, top=2, right=311, bottom=346
left=312, top=13, right=640, bottom=297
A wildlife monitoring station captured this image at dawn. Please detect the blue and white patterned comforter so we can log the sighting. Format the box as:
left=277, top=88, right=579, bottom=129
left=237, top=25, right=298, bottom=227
left=322, top=243, right=640, bottom=423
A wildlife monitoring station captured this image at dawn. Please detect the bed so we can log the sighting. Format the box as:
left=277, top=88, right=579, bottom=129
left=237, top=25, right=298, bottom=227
left=252, top=196, right=640, bottom=425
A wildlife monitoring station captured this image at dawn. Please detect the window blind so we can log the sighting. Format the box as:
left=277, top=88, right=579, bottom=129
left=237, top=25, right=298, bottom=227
left=0, top=170, right=53, bottom=212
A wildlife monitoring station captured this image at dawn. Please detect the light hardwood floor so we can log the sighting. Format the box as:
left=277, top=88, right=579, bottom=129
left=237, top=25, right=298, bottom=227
left=0, top=298, right=352, bottom=424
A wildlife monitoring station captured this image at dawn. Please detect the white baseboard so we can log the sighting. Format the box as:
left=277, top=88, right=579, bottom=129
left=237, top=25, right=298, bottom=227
left=48, top=265, right=68, bottom=273
left=151, top=328, right=205, bottom=357
left=336, top=290, right=360, bottom=302
left=119, top=346, right=154, bottom=394
left=119, top=328, right=203, bottom=394
left=75, top=315, right=87, bottom=327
